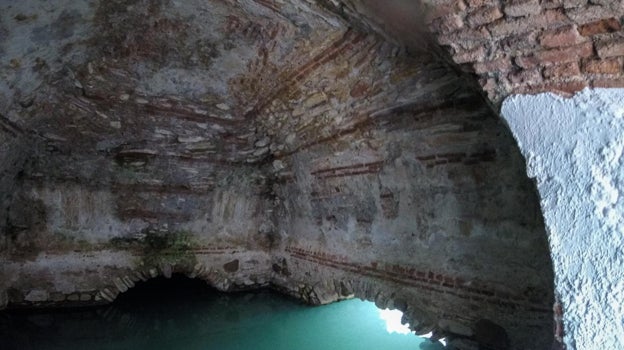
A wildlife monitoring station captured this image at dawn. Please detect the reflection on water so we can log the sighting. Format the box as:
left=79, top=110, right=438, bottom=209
left=0, top=275, right=446, bottom=350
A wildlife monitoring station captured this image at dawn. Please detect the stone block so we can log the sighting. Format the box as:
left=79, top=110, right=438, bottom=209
left=113, top=277, right=128, bottom=293
left=473, top=57, right=513, bottom=74
left=563, top=0, right=588, bottom=8
left=566, top=5, right=616, bottom=24
left=543, top=61, right=581, bottom=78
left=508, top=67, right=543, bottom=85
left=592, top=77, right=624, bottom=87
left=438, top=319, right=474, bottom=336
left=539, top=25, right=585, bottom=48
left=453, top=46, right=486, bottom=63
left=466, top=5, right=503, bottom=27
left=49, top=292, right=66, bottom=302
left=504, top=0, right=541, bottom=17
left=488, top=9, right=568, bottom=37
left=427, top=0, right=467, bottom=20
left=541, top=0, right=564, bottom=8
left=224, top=259, right=240, bottom=273
left=162, top=264, right=173, bottom=278
left=579, top=18, right=622, bottom=36
left=535, top=41, right=594, bottom=65
left=595, top=34, right=624, bottom=58
left=25, top=290, right=49, bottom=302
left=430, top=14, right=464, bottom=33
left=583, top=57, right=622, bottom=73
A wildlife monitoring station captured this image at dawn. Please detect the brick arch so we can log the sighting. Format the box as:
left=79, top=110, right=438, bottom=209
left=323, top=0, right=624, bottom=104
left=422, top=0, right=624, bottom=104
left=419, top=2, right=623, bottom=347
left=95, top=262, right=242, bottom=303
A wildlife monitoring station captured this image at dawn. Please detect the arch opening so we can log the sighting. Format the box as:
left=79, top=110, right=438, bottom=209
left=0, top=0, right=560, bottom=349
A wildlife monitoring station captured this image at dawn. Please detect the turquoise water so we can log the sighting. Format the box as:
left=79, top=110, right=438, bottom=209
left=0, top=276, right=445, bottom=350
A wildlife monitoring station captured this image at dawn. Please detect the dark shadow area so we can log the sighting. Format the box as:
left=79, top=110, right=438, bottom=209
left=114, top=273, right=217, bottom=306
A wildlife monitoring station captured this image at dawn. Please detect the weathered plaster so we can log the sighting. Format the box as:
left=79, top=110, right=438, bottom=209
left=502, top=88, right=624, bottom=349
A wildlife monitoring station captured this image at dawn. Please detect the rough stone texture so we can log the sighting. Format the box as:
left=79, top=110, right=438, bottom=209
left=501, top=88, right=624, bottom=350
left=415, top=0, right=624, bottom=103
left=268, top=53, right=554, bottom=347
left=0, top=1, right=563, bottom=350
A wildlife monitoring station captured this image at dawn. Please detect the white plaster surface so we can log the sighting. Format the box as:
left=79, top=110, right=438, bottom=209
left=501, top=88, right=624, bottom=350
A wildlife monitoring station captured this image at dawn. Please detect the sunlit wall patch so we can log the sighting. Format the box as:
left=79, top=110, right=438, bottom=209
left=378, top=308, right=412, bottom=335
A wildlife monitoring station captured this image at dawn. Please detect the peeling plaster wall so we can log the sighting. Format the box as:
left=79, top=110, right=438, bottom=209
left=501, top=88, right=624, bottom=350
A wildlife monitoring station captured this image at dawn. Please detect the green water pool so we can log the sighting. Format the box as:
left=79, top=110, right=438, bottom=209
left=0, top=276, right=446, bottom=350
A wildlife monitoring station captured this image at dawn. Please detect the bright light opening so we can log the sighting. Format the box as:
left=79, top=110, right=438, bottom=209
left=378, top=308, right=412, bottom=335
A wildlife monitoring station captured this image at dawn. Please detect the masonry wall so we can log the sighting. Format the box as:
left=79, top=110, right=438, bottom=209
left=421, top=0, right=624, bottom=104
left=264, top=36, right=555, bottom=348
left=0, top=1, right=564, bottom=349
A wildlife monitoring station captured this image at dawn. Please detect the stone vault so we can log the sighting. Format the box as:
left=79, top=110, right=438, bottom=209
left=2, top=0, right=623, bottom=349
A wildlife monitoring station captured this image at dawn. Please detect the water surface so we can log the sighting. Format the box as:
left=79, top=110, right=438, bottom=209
left=0, top=276, right=446, bottom=350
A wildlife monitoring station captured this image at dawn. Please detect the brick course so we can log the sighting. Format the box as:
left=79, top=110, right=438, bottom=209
left=466, top=5, right=504, bottom=26
left=595, top=34, right=624, bottom=58
left=503, top=0, right=541, bottom=17
left=579, top=18, right=621, bottom=36
left=424, top=0, right=624, bottom=103
left=583, top=57, right=623, bottom=73
left=539, top=25, right=585, bottom=48
left=543, top=62, right=581, bottom=79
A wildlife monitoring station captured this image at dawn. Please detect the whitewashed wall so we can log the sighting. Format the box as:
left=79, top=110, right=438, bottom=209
left=502, top=88, right=624, bottom=350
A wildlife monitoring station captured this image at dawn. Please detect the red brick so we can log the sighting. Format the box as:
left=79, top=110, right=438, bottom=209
left=539, top=25, right=585, bottom=48
left=487, top=9, right=568, bottom=37
left=566, top=5, right=614, bottom=24
left=543, top=62, right=581, bottom=78
left=515, top=80, right=588, bottom=96
left=504, top=0, right=541, bottom=17
left=427, top=0, right=467, bottom=20
left=430, top=14, right=464, bottom=34
left=579, top=18, right=622, bottom=37
left=536, top=41, right=594, bottom=65
left=466, top=5, right=504, bottom=26
left=498, top=31, right=538, bottom=55
left=515, top=55, right=541, bottom=69
left=473, top=56, right=513, bottom=74
left=595, top=34, right=624, bottom=58
left=508, top=68, right=543, bottom=85
left=583, top=58, right=622, bottom=74
left=453, top=46, right=487, bottom=63
left=592, top=77, right=624, bottom=88
left=545, top=80, right=587, bottom=95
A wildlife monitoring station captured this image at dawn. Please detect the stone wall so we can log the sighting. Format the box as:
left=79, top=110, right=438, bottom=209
left=0, top=1, right=562, bottom=349
left=267, top=43, right=554, bottom=348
